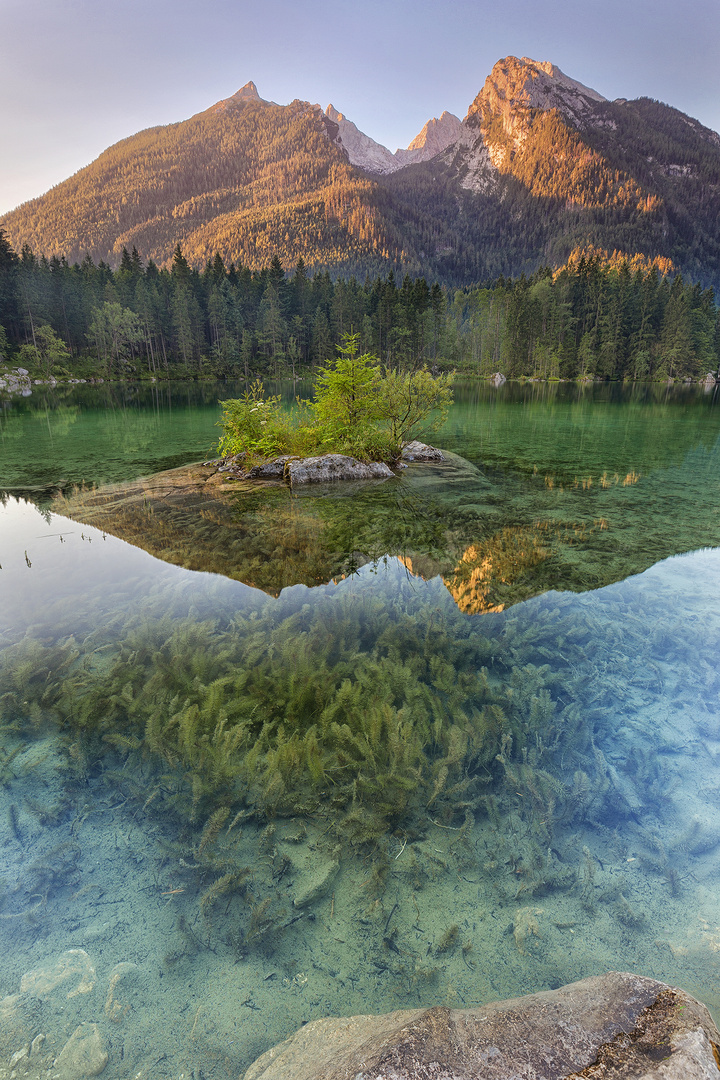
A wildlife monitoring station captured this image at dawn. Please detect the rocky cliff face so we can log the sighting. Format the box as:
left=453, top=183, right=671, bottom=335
left=394, top=110, right=463, bottom=166
left=467, top=56, right=606, bottom=135
left=324, top=105, right=398, bottom=173
left=326, top=105, right=461, bottom=174
left=449, top=55, right=610, bottom=191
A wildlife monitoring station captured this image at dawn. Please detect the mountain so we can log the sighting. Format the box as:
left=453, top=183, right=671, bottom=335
left=383, top=56, right=720, bottom=285
left=0, top=89, right=395, bottom=276
left=3, top=58, right=720, bottom=288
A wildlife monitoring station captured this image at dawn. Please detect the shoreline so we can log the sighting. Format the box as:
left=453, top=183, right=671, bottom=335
left=2, top=367, right=718, bottom=399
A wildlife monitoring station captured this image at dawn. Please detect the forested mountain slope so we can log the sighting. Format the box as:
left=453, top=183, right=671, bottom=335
left=3, top=58, right=720, bottom=289
left=1, top=89, right=405, bottom=275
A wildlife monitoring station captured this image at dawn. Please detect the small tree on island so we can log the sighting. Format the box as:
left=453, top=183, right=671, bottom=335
left=379, top=366, right=453, bottom=449
left=218, top=332, right=453, bottom=464
left=313, top=334, right=382, bottom=432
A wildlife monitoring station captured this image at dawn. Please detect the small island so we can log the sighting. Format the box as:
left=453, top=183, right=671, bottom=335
left=209, top=332, right=453, bottom=484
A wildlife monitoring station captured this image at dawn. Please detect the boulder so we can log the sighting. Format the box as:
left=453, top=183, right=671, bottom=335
left=0, top=369, right=33, bottom=397
left=293, top=857, right=339, bottom=909
left=400, top=440, right=444, bottom=462
left=20, top=949, right=96, bottom=1001
left=242, top=971, right=720, bottom=1080
left=207, top=453, right=395, bottom=484
left=491, top=371, right=507, bottom=386
left=287, top=454, right=393, bottom=484
left=53, top=1022, right=108, bottom=1079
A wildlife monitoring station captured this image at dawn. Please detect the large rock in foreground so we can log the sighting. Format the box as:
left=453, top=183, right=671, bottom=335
left=211, top=452, right=395, bottom=484
left=242, top=972, right=720, bottom=1080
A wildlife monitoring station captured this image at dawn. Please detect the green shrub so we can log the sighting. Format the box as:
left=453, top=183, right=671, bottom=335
left=337, top=426, right=400, bottom=464
left=218, top=335, right=454, bottom=464
left=379, top=367, right=454, bottom=449
left=218, top=380, right=320, bottom=461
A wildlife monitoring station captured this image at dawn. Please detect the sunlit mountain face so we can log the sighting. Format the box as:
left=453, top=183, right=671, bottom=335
left=3, top=57, right=720, bottom=288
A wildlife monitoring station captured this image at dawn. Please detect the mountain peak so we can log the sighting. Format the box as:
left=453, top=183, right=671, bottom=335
left=324, top=105, right=398, bottom=173
left=467, top=55, right=607, bottom=131
left=519, top=57, right=606, bottom=104
left=405, top=111, right=462, bottom=155
left=212, top=81, right=265, bottom=113
left=456, top=56, right=610, bottom=194
left=325, top=105, right=461, bottom=174
left=233, top=80, right=261, bottom=101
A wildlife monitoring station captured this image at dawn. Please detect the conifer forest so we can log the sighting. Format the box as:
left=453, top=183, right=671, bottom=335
left=1, top=229, right=718, bottom=383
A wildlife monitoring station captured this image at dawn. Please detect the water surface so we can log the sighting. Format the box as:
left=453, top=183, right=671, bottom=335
left=1, top=381, right=720, bottom=1079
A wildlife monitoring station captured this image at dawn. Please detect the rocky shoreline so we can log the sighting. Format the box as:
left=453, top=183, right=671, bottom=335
left=203, top=440, right=445, bottom=485
left=0, top=367, right=103, bottom=397
left=1, top=369, right=716, bottom=400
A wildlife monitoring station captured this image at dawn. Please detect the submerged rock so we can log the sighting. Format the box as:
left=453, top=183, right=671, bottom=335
left=54, top=1022, right=108, bottom=1079
left=242, top=971, right=720, bottom=1080
left=293, top=857, right=340, bottom=909
left=104, top=961, right=139, bottom=1023
left=20, top=949, right=96, bottom=1001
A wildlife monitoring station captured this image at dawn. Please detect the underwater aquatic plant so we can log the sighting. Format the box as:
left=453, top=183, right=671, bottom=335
left=5, top=530, right=693, bottom=975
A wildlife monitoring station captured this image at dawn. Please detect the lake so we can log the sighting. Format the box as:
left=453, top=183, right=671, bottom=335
left=1, top=379, right=720, bottom=1079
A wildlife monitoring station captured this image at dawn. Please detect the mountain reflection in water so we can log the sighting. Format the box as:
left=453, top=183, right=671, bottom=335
left=51, top=423, right=719, bottom=612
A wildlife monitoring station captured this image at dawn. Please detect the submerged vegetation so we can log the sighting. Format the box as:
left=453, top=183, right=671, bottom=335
left=217, top=333, right=453, bottom=463
left=0, top=546, right=705, bottom=950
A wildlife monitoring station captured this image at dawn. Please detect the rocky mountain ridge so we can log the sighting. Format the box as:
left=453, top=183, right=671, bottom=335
left=2, top=56, right=720, bottom=288
left=210, top=59, right=612, bottom=180
left=325, top=105, right=462, bottom=174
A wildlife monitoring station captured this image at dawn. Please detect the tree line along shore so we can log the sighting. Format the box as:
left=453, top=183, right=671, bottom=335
left=1, top=230, right=718, bottom=384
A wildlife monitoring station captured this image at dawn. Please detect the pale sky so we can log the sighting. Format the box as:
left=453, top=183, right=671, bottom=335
left=1, top=0, right=719, bottom=217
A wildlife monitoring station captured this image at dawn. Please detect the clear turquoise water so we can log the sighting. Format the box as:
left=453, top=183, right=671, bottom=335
left=1, top=380, right=720, bottom=1079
